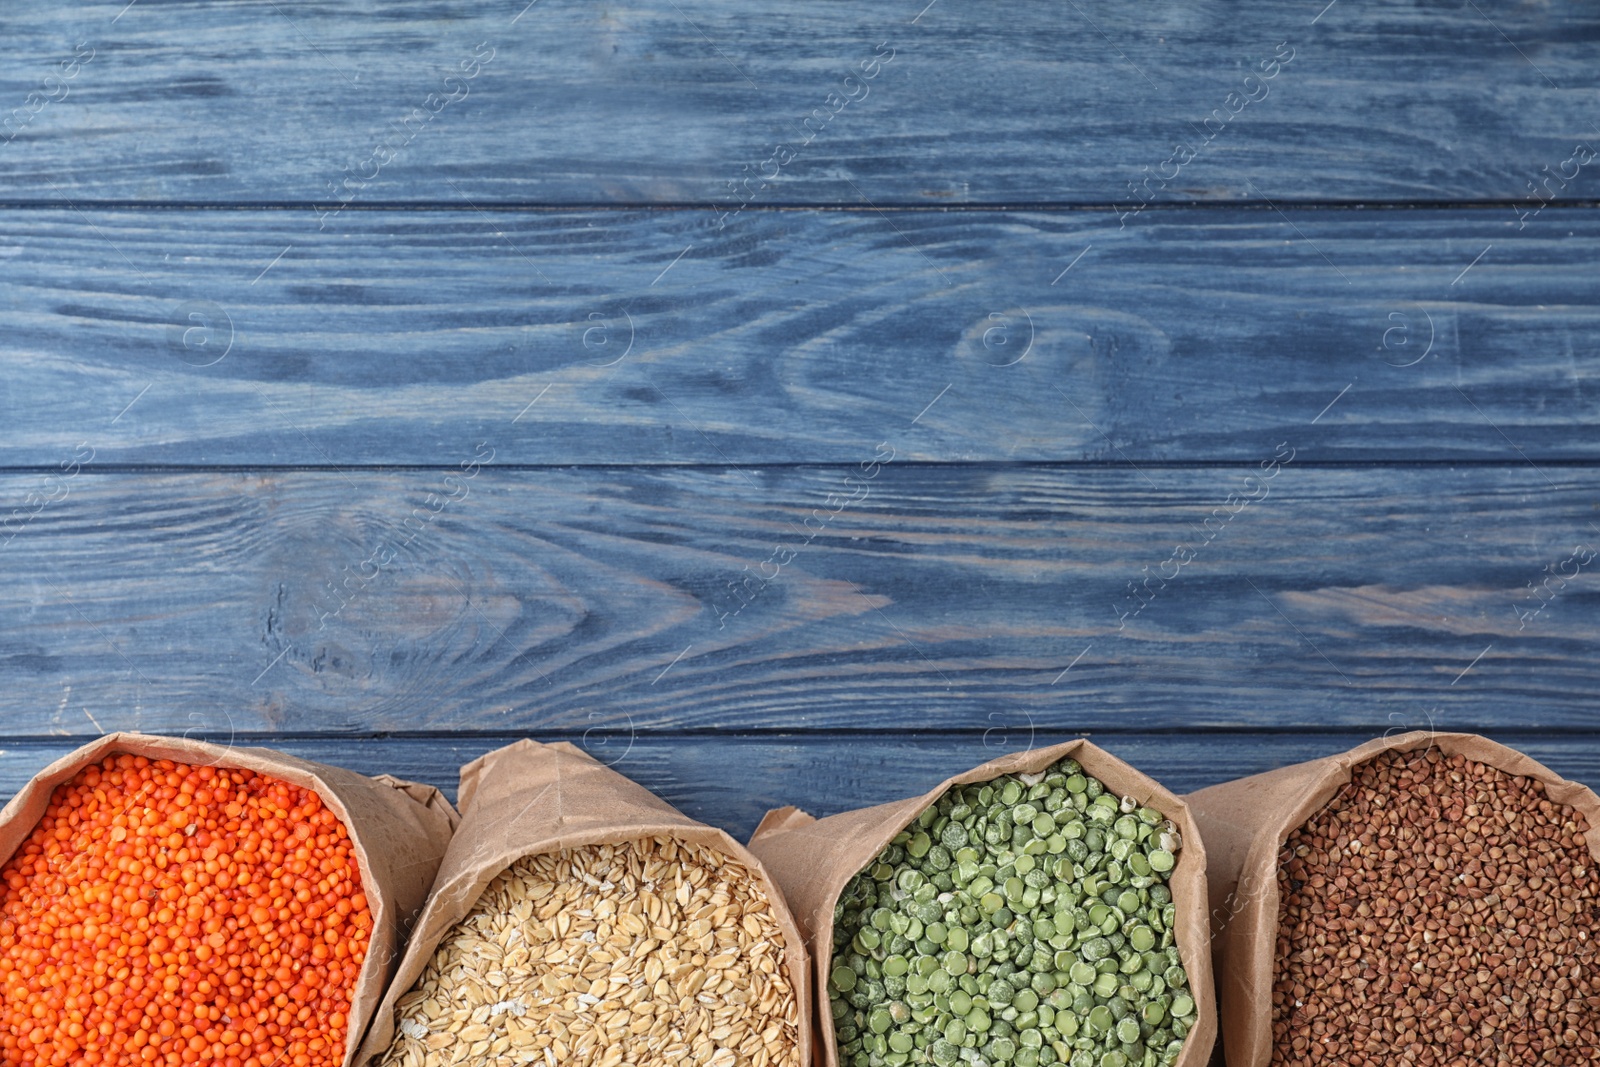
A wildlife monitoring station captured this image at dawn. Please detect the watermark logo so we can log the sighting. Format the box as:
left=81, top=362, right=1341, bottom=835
left=169, top=300, right=233, bottom=366
left=316, top=42, right=495, bottom=230
left=711, top=442, right=895, bottom=629
left=580, top=710, right=637, bottom=768
left=980, top=708, right=1037, bottom=752
left=1378, top=309, right=1435, bottom=368
left=578, top=307, right=635, bottom=367
left=1114, top=441, right=1296, bottom=629
left=1117, top=41, right=1294, bottom=230
left=1514, top=142, right=1595, bottom=231
left=1, top=42, right=93, bottom=147
left=712, top=42, right=895, bottom=231
left=1514, top=543, right=1595, bottom=631
left=972, top=307, right=1035, bottom=368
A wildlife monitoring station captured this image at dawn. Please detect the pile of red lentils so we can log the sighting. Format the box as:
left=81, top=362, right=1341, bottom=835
left=0, top=754, right=373, bottom=1067
left=1273, top=747, right=1600, bottom=1066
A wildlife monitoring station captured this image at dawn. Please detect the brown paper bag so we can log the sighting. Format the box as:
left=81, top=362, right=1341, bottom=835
left=1185, top=730, right=1600, bottom=1067
left=746, top=739, right=1218, bottom=1067
left=356, top=738, right=813, bottom=1066
left=0, top=731, right=459, bottom=1066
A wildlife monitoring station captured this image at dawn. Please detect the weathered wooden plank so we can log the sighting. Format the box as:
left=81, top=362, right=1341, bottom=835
left=1, top=466, right=1597, bottom=736
left=0, top=1, right=1595, bottom=205
left=0, top=732, right=1595, bottom=840
left=4, top=206, right=1600, bottom=464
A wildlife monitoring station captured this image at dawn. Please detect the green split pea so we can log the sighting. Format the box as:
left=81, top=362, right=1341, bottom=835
left=827, top=758, right=1196, bottom=1067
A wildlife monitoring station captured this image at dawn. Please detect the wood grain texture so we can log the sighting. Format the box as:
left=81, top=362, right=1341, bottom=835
left=4, top=206, right=1600, bottom=464
left=0, top=1, right=1596, bottom=205
left=1, top=466, right=1596, bottom=736
left=3, top=0, right=1599, bottom=903
left=0, top=732, right=1595, bottom=841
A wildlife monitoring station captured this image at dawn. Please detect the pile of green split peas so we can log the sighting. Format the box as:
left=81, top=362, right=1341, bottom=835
left=828, top=759, right=1196, bottom=1067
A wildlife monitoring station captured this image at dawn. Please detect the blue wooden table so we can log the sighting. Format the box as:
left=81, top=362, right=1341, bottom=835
left=1, top=0, right=1597, bottom=843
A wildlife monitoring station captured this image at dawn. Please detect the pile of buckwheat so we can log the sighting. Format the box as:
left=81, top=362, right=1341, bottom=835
left=376, top=836, right=802, bottom=1067
left=1273, top=747, right=1600, bottom=1066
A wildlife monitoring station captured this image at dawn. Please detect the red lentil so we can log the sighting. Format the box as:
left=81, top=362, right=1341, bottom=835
left=0, top=754, right=374, bottom=1067
left=1272, top=747, right=1600, bottom=1066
